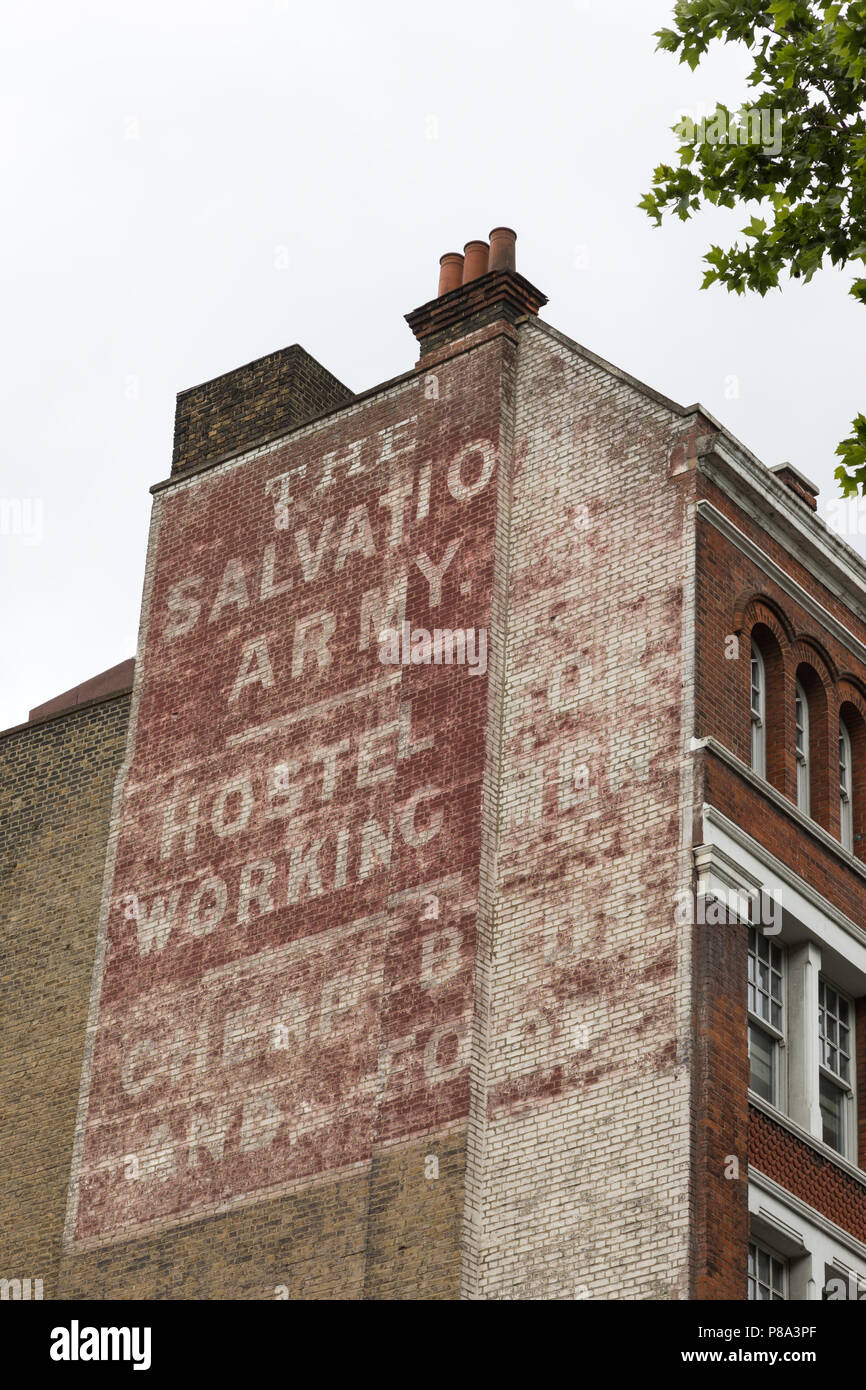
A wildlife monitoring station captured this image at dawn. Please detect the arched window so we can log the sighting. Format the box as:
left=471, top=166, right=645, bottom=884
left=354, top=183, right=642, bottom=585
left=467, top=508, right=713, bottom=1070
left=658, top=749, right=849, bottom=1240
left=750, top=624, right=784, bottom=791
left=795, top=681, right=810, bottom=815
left=750, top=642, right=766, bottom=777
left=840, top=719, right=853, bottom=852
left=839, top=698, right=866, bottom=858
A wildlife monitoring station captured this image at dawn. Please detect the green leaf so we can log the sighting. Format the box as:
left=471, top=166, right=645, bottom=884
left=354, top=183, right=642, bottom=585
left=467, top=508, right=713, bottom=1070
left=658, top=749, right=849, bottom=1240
left=743, top=216, right=768, bottom=238
left=656, top=27, right=681, bottom=51
left=639, top=0, right=866, bottom=494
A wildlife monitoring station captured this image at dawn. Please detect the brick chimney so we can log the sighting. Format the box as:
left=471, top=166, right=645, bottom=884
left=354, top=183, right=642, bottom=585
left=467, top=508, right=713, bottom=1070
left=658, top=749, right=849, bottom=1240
left=171, top=345, right=354, bottom=475
left=406, top=228, right=547, bottom=363
left=770, top=462, right=819, bottom=512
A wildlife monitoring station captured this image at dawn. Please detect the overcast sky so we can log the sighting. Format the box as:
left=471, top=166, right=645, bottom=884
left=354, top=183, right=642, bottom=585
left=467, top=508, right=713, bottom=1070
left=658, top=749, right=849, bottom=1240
left=3, top=0, right=864, bottom=730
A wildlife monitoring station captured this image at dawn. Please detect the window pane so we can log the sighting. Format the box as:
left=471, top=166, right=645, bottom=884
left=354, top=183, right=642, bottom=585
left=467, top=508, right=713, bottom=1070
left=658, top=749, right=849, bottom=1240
left=818, top=980, right=852, bottom=1085
left=751, top=656, right=761, bottom=716
left=796, top=684, right=810, bottom=813
left=750, top=645, right=766, bottom=776
left=840, top=722, right=853, bottom=851
left=748, top=1242, right=786, bottom=1300
left=748, top=929, right=784, bottom=1035
left=820, top=1075, right=845, bottom=1154
left=749, top=1024, right=775, bottom=1103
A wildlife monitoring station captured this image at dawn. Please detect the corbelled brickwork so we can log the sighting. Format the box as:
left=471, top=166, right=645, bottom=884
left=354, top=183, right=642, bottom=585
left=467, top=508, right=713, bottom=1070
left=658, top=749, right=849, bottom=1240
left=406, top=270, right=547, bottom=361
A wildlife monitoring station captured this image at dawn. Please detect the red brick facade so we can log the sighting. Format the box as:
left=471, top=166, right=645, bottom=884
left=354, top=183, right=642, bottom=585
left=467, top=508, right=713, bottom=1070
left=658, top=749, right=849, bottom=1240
left=692, top=461, right=866, bottom=1296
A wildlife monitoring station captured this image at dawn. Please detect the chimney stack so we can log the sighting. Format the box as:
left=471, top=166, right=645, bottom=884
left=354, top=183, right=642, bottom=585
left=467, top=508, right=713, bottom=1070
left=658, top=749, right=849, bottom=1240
left=407, top=227, right=547, bottom=361
left=770, top=462, right=819, bottom=512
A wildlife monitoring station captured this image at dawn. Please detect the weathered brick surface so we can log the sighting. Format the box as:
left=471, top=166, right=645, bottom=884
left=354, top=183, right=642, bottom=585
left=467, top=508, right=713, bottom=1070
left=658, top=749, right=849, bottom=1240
left=0, top=694, right=131, bottom=1299
left=465, top=320, right=699, bottom=1300
left=171, top=345, right=354, bottom=475
left=57, top=328, right=513, bottom=1297
left=54, top=1131, right=465, bottom=1300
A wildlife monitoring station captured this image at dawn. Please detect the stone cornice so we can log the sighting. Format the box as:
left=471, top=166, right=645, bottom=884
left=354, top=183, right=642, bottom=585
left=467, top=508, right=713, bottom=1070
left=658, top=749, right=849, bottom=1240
left=697, top=499, right=866, bottom=667
left=699, top=439, right=866, bottom=625
left=693, top=735, right=866, bottom=887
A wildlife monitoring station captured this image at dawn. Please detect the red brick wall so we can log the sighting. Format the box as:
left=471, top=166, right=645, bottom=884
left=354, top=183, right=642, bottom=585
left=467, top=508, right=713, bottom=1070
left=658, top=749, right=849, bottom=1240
left=693, top=469, right=866, bottom=1283
left=696, top=484, right=866, bottom=850
left=690, top=914, right=750, bottom=1299
left=701, top=751, right=866, bottom=937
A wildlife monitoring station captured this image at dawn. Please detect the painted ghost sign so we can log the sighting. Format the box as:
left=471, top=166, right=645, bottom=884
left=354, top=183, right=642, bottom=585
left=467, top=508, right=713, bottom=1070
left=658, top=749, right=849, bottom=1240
left=65, top=375, right=503, bottom=1247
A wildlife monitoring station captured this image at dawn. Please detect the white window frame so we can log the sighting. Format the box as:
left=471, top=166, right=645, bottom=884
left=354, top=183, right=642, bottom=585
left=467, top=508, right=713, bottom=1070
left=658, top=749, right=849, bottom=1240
left=750, top=1176, right=866, bottom=1300
left=750, top=642, right=766, bottom=777
left=698, top=808, right=864, bottom=1169
left=748, top=1239, right=787, bottom=1300
left=748, top=925, right=785, bottom=1108
left=796, top=681, right=810, bottom=816
left=818, top=977, right=855, bottom=1159
left=840, top=719, right=853, bottom=853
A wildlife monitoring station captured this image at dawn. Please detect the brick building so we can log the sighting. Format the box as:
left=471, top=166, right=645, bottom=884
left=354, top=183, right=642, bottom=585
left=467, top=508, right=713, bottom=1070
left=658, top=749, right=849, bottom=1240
left=2, top=229, right=865, bottom=1301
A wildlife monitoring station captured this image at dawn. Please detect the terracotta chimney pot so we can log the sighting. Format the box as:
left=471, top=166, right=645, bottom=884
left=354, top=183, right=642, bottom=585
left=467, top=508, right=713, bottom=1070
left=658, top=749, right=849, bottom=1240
left=488, top=227, right=517, bottom=273
left=462, top=240, right=490, bottom=284
left=437, top=252, right=464, bottom=297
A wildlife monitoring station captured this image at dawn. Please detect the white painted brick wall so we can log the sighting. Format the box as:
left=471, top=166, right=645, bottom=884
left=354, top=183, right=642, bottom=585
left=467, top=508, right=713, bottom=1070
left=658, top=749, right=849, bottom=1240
left=467, top=320, right=696, bottom=1300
